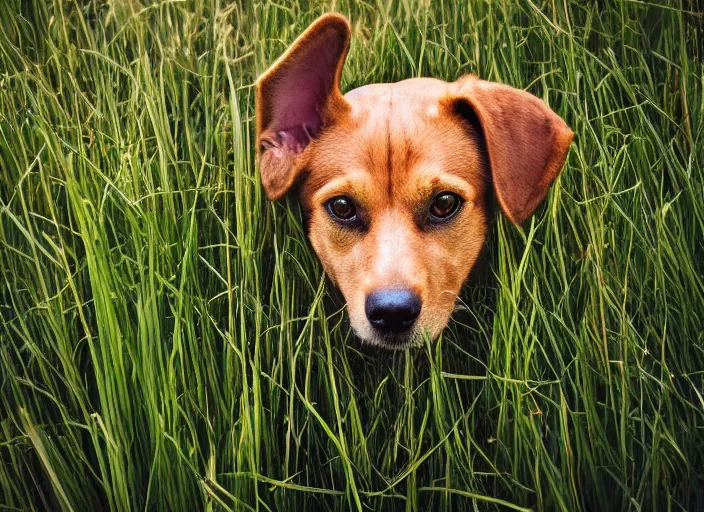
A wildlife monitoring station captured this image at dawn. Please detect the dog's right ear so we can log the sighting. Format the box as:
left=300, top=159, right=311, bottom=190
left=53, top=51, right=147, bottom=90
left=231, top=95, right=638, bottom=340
left=256, top=13, right=352, bottom=200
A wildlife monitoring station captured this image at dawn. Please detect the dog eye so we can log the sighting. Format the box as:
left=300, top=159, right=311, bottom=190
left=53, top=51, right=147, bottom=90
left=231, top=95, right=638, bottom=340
left=429, top=192, right=463, bottom=222
left=326, top=196, right=357, bottom=222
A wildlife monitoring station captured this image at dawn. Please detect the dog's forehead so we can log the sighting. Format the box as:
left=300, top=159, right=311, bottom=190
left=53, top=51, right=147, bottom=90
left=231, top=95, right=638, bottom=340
left=344, top=78, right=450, bottom=121
left=300, top=77, right=482, bottom=199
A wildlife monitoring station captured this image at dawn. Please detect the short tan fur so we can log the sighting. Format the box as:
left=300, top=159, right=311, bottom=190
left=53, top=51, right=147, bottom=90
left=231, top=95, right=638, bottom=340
left=256, top=13, right=573, bottom=349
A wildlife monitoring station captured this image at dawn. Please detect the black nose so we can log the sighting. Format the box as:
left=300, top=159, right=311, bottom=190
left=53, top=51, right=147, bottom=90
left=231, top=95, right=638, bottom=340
left=365, top=289, right=422, bottom=333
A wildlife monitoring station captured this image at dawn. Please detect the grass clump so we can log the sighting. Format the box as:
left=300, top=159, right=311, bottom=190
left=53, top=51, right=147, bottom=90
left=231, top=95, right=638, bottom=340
left=1, top=1, right=703, bottom=510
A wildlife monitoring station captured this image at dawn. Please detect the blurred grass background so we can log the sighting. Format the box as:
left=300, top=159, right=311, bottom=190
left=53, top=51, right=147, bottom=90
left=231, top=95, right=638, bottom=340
left=1, top=0, right=703, bottom=510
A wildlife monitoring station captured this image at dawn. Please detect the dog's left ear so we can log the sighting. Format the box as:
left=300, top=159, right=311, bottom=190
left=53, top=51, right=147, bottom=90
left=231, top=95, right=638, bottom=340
left=256, top=13, right=351, bottom=200
left=449, top=76, right=574, bottom=225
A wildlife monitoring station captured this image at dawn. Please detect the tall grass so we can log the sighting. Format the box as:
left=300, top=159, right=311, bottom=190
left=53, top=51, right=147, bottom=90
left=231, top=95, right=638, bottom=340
left=1, top=1, right=702, bottom=510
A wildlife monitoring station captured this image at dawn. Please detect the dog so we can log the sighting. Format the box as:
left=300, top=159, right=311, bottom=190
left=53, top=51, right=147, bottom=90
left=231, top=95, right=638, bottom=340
left=256, top=13, right=573, bottom=349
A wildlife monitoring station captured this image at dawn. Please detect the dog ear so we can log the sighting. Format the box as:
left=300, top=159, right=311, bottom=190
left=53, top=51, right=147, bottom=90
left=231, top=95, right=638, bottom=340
left=255, top=13, right=352, bottom=200
left=450, top=76, right=574, bottom=225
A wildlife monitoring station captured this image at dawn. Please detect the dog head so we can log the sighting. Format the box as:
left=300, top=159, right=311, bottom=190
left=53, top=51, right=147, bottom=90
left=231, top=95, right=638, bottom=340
left=256, top=14, right=573, bottom=349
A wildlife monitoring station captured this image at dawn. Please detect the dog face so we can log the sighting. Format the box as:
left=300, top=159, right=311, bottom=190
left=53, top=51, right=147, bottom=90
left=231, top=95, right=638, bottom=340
left=256, top=14, right=573, bottom=349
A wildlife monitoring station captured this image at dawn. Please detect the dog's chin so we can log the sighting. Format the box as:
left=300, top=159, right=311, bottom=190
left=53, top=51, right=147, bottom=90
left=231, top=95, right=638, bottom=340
left=349, top=311, right=450, bottom=351
left=348, top=313, right=447, bottom=350
left=353, top=327, right=430, bottom=351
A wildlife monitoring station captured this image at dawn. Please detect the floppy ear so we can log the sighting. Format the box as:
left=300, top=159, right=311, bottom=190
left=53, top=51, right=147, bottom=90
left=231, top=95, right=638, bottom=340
left=451, top=76, right=574, bottom=225
left=255, top=13, right=351, bottom=200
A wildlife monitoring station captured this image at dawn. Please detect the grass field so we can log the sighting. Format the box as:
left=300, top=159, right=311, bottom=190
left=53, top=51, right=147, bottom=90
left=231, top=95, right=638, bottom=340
left=1, top=1, right=703, bottom=510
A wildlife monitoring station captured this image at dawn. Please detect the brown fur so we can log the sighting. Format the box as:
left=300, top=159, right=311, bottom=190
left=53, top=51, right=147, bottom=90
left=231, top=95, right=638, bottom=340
left=256, top=14, right=574, bottom=348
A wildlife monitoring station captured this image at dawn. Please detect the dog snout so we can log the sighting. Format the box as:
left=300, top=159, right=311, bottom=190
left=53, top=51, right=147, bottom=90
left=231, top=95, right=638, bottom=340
left=364, top=289, right=422, bottom=333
